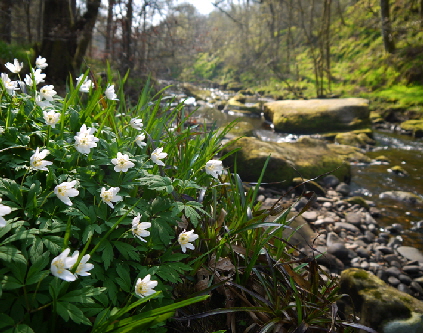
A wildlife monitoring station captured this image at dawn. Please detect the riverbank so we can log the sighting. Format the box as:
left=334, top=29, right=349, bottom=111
left=257, top=174, right=423, bottom=301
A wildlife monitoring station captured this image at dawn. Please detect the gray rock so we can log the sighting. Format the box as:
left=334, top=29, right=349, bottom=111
left=356, top=247, right=371, bottom=259
left=388, top=276, right=401, bottom=286
left=398, top=283, right=413, bottom=295
left=399, top=274, right=413, bottom=285
left=376, top=245, right=394, bottom=255
left=345, top=212, right=362, bottom=225
left=397, top=246, right=423, bottom=263
left=403, top=265, right=422, bottom=276
left=334, top=222, right=360, bottom=233
left=322, top=174, right=340, bottom=188
left=336, top=182, right=351, bottom=197
left=379, top=191, right=423, bottom=205
left=301, top=211, right=317, bottom=222
left=384, top=254, right=402, bottom=265
left=327, top=243, right=351, bottom=260
left=386, top=266, right=402, bottom=278
left=326, top=232, right=345, bottom=246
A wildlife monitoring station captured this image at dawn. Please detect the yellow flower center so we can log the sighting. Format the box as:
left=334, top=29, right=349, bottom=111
left=32, top=158, right=42, bottom=167
left=53, top=259, right=65, bottom=274
left=136, top=282, right=148, bottom=295
left=102, top=192, right=112, bottom=202
left=179, top=234, right=189, bottom=245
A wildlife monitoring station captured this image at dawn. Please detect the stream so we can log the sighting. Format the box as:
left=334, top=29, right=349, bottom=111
left=168, top=86, right=423, bottom=249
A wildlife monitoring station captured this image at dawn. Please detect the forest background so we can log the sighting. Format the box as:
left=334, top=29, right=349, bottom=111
left=2, top=0, right=423, bottom=110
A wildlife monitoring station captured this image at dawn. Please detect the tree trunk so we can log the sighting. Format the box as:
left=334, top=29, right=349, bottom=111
left=40, top=0, right=101, bottom=83
left=73, top=0, right=102, bottom=71
left=380, top=0, right=395, bottom=53
left=0, top=0, right=12, bottom=43
left=105, top=0, right=115, bottom=60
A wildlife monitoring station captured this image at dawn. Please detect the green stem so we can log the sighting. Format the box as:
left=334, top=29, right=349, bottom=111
left=63, top=216, right=72, bottom=250
left=89, top=198, right=142, bottom=257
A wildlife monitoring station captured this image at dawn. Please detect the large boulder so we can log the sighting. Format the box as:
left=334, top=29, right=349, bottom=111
left=339, top=268, right=423, bottom=332
left=263, top=98, right=371, bottom=134
left=221, top=137, right=370, bottom=185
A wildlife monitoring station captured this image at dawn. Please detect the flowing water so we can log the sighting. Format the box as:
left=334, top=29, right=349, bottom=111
left=173, top=88, right=423, bottom=249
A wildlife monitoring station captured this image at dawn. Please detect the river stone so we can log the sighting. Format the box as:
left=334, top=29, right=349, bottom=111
left=322, top=174, right=340, bottom=188
left=334, top=222, right=360, bottom=233
left=400, top=119, right=423, bottom=138
left=335, top=183, right=350, bottom=197
left=345, top=212, right=362, bottom=225
left=379, top=191, right=423, bottom=205
left=397, top=246, right=423, bottom=263
left=339, top=268, right=423, bottom=332
left=263, top=98, right=371, bottom=134
left=301, top=211, right=317, bottom=222
left=221, top=137, right=370, bottom=184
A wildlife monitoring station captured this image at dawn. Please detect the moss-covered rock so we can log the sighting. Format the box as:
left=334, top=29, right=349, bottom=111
left=221, top=137, right=370, bottom=186
left=339, top=268, right=423, bottom=332
left=263, top=98, right=371, bottom=134
left=226, top=95, right=262, bottom=114
left=344, top=196, right=370, bottom=209
left=335, top=131, right=375, bottom=147
left=400, top=119, right=423, bottom=138
left=181, top=83, right=212, bottom=101
left=227, top=121, right=255, bottom=138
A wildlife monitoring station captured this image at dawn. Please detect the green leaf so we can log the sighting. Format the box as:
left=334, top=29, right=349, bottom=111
left=56, top=301, right=92, bottom=326
left=12, top=324, right=35, bottom=333
left=0, top=313, right=15, bottom=329
left=137, top=174, right=174, bottom=193
left=115, top=263, right=132, bottom=293
left=155, top=262, right=191, bottom=283
left=60, top=286, right=105, bottom=303
left=0, top=245, right=27, bottom=265
left=0, top=178, right=23, bottom=207
left=113, top=241, right=139, bottom=261
left=101, top=241, right=114, bottom=270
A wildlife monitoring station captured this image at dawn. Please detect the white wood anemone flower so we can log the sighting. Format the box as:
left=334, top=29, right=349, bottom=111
left=105, top=84, right=118, bottom=100
left=5, top=58, right=23, bottom=74
left=1, top=73, right=19, bottom=95
left=130, top=118, right=143, bottom=130
left=135, top=133, right=147, bottom=148
left=70, top=251, right=94, bottom=277
left=131, top=214, right=151, bottom=242
left=24, top=69, right=46, bottom=86
left=39, top=85, right=57, bottom=101
left=135, top=274, right=158, bottom=298
left=74, top=124, right=99, bottom=154
left=0, top=198, right=12, bottom=228
left=54, top=180, right=79, bottom=206
left=35, top=56, right=48, bottom=69
left=205, top=159, right=223, bottom=179
left=50, top=248, right=78, bottom=282
left=151, top=147, right=167, bottom=166
left=178, top=229, right=199, bottom=253
left=76, top=74, right=94, bottom=93
left=111, top=152, right=135, bottom=172
left=100, top=186, right=123, bottom=209
left=43, top=110, right=60, bottom=128
left=30, top=147, right=53, bottom=171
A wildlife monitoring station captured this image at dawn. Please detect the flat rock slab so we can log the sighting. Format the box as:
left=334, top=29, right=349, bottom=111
left=263, top=98, right=370, bottom=134
left=397, top=246, right=423, bottom=263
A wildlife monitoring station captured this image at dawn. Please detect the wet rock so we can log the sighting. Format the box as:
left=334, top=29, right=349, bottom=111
left=399, top=274, right=413, bottom=285
left=376, top=245, right=394, bottom=255
left=339, top=268, right=423, bottom=332
left=388, top=276, right=401, bottom=286
left=379, top=191, right=423, bottom=205
left=386, top=266, right=402, bottom=278
left=403, top=265, right=422, bottom=276
left=398, top=283, right=413, bottom=295
left=356, top=247, right=371, bottom=259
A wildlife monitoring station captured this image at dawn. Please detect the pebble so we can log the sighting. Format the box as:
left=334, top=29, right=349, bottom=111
left=260, top=174, right=423, bottom=299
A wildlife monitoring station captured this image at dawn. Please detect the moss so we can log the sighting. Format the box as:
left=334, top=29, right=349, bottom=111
left=400, top=119, right=423, bottom=137
left=344, top=196, right=370, bottom=209
left=264, top=99, right=371, bottom=134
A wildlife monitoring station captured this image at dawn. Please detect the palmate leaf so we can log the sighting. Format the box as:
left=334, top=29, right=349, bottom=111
left=56, top=301, right=92, bottom=326
left=154, top=262, right=192, bottom=283
left=137, top=174, right=174, bottom=193
left=113, top=241, right=139, bottom=261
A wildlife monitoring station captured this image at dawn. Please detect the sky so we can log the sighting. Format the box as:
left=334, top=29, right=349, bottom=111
left=176, top=0, right=215, bottom=15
